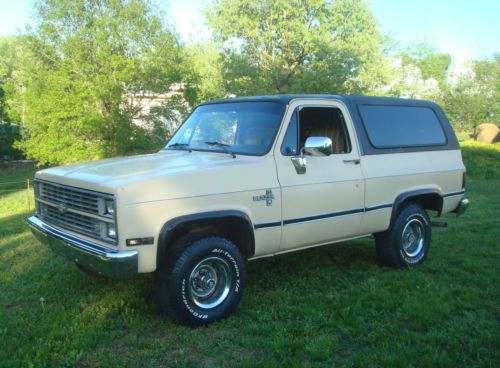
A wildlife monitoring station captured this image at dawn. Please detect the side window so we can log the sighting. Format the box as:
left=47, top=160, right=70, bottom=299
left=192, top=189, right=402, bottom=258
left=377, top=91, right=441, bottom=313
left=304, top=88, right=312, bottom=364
left=299, top=107, right=351, bottom=154
left=281, top=110, right=298, bottom=155
left=358, top=105, right=446, bottom=148
left=281, top=107, right=352, bottom=156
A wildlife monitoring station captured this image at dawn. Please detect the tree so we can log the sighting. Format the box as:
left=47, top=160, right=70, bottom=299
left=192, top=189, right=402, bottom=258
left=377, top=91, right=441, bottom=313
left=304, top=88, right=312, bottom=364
left=442, top=55, right=499, bottom=130
left=206, top=0, right=384, bottom=95
left=14, top=0, right=186, bottom=165
left=403, top=43, right=451, bottom=87
left=0, top=83, right=7, bottom=123
left=384, top=58, right=440, bottom=99
left=417, top=54, right=452, bottom=88
left=473, top=55, right=500, bottom=123
left=0, top=36, right=29, bottom=160
left=373, top=39, right=452, bottom=100
left=0, top=36, right=19, bottom=123
left=183, top=42, right=227, bottom=105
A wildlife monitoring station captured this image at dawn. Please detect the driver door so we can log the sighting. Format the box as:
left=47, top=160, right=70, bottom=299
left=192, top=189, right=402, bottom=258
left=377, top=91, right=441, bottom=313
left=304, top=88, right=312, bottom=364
left=274, top=99, right=365, bottom=251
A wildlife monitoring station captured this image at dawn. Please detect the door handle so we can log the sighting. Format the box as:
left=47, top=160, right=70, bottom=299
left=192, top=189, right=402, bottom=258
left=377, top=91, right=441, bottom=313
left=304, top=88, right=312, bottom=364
left=343, top=159, right=360, bottom=165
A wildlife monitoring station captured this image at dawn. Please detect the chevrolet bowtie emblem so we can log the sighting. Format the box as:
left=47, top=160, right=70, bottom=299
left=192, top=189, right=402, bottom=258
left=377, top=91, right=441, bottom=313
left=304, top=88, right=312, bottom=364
left=253, top=189, right=275, bottom=206
left=57, top=204, right=68, bottom=214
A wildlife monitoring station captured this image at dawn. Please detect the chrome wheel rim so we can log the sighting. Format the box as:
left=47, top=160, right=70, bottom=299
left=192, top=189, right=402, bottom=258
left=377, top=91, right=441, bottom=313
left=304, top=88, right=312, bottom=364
left=402, top=218, right=425, bottom=258
left=188, top=256, right=232, bottom=309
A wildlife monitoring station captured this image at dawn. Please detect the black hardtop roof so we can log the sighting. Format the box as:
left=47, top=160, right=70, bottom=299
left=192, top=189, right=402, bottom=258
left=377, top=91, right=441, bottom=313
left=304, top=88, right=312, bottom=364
left=199, top=94, right=457, bottom=155
left=200, top=94, right=439, bottom=108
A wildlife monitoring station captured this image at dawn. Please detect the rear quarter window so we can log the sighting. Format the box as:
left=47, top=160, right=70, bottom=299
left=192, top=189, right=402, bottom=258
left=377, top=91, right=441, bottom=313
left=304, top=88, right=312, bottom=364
left=358, top=105, right=447, bottom=148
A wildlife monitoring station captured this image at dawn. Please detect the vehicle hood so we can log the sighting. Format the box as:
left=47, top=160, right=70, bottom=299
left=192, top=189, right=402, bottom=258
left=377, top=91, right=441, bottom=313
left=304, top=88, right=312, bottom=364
left=37, top=151, right=227, bottom=184
left=36, top=150, right=275, bottom=203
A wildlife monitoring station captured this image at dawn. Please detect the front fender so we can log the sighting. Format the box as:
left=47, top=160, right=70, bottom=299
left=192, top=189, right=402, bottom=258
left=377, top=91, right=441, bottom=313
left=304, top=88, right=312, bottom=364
left=156, top=210, right=255, bottom=268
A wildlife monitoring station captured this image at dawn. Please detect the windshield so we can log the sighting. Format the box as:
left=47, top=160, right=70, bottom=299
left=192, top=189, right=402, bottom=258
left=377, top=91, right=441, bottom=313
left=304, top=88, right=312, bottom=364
left=164, top=102, right=285, bottom=156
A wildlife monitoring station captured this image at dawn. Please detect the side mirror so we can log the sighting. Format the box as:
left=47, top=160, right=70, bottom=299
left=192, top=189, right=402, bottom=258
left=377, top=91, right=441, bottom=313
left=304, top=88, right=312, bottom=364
left=290, top=136, right=333, bottom=174
left=291, top=153, right=307, bottom=174
left=304, top=136, right=333, bottom=156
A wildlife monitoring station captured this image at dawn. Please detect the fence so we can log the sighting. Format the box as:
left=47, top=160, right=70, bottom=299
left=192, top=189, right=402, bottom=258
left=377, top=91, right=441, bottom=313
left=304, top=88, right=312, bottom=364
left=0, top=160, right=38, bottom=173
left=0, top=178, right=33, bottom=212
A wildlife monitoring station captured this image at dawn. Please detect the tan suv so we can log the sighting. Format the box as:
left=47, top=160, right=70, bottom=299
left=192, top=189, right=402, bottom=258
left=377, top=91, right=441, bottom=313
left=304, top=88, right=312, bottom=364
left=28, top=95, right=469, bottom=326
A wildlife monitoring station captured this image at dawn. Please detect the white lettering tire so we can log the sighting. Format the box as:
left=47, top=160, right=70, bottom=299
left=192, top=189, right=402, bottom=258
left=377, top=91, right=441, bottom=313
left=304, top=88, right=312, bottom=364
left=155, top=236, right=246, bottom=326
left=375, top=204, right=431, bottom=267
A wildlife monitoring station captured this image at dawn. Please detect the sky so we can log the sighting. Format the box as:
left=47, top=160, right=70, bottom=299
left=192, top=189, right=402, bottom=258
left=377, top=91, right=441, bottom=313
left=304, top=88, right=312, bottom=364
left=0, top=0, right=498, bottom=60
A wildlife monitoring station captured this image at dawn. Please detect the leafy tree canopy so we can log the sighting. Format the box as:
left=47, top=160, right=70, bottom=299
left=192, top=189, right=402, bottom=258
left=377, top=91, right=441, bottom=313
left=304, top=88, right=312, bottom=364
left=183, top=42, right=227, bottom=105
left=206, top=0, right=383, bottom=95
left=1, top=0, right=497, bottom=165
left=398, top=42, right=451, bottom=87
left=13, top=0, right=186, bottom=165
left=442, top=55, right=499, bottom=130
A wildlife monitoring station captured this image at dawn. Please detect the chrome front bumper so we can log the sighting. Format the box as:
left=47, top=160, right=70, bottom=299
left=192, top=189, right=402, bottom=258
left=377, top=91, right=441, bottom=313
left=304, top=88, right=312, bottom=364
left=28, top=216, right=138, bottom=279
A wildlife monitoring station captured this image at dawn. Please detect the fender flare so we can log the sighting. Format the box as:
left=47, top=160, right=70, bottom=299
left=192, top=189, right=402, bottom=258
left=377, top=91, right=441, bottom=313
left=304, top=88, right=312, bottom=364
left=156, top=210, right=255, bottom=268
left=391, top=188, right=444, bottom=223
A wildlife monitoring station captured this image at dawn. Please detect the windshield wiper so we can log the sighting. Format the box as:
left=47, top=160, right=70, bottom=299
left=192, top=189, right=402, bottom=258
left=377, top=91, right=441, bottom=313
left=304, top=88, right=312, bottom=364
left=205, top=141, right=236, bottom=158
left=167, top=143, right=192, bottom=152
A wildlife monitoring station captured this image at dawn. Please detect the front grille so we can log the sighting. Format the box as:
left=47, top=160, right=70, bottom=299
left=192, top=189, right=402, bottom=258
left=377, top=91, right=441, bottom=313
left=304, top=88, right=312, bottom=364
left=35, top=180, right=116, bottom=245
left=38, top=181, right=100, bottom=214
left=40, top=202, right=102, bottom=239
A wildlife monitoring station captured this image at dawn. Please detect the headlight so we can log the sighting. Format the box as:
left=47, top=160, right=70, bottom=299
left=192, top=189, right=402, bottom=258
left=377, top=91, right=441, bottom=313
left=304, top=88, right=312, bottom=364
left=107, top=223, right=116, bottom=238
left=104, top=199, right=115, bottom=216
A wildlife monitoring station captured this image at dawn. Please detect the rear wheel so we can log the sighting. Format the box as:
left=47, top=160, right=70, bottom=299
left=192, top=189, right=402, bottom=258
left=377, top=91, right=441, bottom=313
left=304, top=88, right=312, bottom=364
left=155, top=236, right=246, bottom=327
left=375, top=204, right=431, bottom=267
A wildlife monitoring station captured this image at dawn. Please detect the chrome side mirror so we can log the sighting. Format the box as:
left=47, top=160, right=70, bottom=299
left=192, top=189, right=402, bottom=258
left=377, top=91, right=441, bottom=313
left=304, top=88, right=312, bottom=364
left=291, top=152, right=307, bottom=174
left=304, top=136, right=333, bottom=157
left=290, top=136, right=333, bottom=174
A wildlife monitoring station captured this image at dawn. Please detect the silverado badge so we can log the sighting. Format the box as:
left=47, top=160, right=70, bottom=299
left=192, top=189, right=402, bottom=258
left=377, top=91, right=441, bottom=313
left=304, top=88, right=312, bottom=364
left=253, top=189, right=274, bottom=206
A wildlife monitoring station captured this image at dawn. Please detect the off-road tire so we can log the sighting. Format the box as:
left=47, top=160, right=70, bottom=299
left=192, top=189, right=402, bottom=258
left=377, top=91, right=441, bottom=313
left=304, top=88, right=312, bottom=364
left=155, top=236, right=246, bottom=327
left=375, top=204, right=431, bottom=268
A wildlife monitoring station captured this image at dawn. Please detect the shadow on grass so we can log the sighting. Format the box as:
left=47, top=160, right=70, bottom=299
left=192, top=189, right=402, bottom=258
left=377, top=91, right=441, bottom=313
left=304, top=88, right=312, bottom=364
left=0, top=211, right=33, bottom=238
left=2, top=212, right=496, bottom=366
left=0, top=222, right=161, bottom=365
left=1, top=209, right=383, bottom=347
left=245, top=237, right=380, bottom=299
left=0, top=188, right=31, bottom=198
left=0, top=232, right=33, bottom=259
left=1, top=214, right=380, bottom=329
left=250, top=238, right=377, bottom=272
left=0, top=209, right=156, bottom=320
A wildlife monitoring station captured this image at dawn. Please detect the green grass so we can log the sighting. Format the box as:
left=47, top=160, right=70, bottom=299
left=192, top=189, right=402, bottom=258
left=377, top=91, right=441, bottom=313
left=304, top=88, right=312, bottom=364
left=1, top=145, right=499, bottom=368
left=455, top=131, right=473, bottom=142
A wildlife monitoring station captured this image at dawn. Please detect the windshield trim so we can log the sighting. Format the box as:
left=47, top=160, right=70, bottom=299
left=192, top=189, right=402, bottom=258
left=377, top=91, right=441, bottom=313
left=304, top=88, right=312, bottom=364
left=163, top=101, right=286, bottom=157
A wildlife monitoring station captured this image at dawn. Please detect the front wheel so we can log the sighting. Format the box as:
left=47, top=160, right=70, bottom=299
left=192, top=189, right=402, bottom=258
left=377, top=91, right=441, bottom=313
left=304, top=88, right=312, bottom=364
left=155, top=236, right=246, bottom=327
left=375, top=204, right=431, bottom=268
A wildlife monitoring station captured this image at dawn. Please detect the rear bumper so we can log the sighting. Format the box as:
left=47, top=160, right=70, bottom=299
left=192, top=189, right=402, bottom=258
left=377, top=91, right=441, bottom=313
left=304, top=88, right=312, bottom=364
left=452, top=197, right=470, bottom=216
left=27, top=216, right=138, bottom=279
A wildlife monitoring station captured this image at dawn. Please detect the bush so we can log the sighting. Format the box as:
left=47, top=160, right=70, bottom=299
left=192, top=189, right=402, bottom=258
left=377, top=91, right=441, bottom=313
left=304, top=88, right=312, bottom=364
left=0, top=122, right=23, bottom=160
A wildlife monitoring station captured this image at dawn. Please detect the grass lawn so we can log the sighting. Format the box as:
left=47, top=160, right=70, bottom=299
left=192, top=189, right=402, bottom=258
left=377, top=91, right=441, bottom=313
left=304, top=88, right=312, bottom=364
left=1, top=143, right=498, bottom=367
left=455, top=131, right=472, bottom=142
